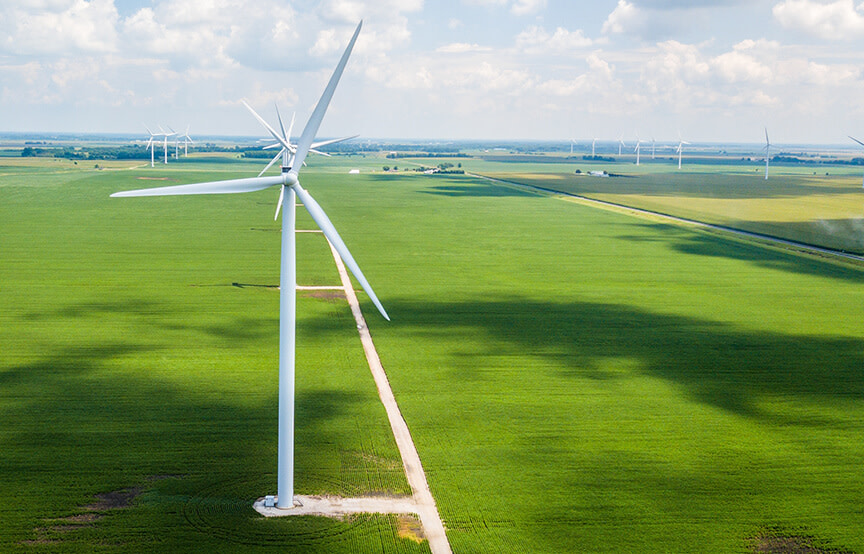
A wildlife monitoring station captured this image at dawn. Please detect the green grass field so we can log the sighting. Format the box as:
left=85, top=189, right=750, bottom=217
left=456, top=153, right=864, bottom=255
left=2, top=153, right=864, bottom=552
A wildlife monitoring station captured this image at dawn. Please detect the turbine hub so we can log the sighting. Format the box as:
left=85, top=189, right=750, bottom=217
left=282, top=173, right=298, bottom=187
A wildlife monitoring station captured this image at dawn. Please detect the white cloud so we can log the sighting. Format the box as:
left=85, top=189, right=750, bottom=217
left=773, top=0, right=864, bottom=40
left=0, top=0, right=120, bottom=55
left=436, top=43, right=493, bottom=53
left=511, top=0, right=547, bottom=15
left=603, top=0, right=639, bottom=34
left=516, top=25, right=593, bottom=53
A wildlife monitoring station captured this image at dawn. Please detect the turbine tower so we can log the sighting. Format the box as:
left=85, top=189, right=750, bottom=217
left=111, top=22, right=377, bottom=510
left=651, top=137, right=656, bottom=159
left=634, top=135, right=643, bottom=166
left=592, top=137, right=597, bottom=158
left=618, top=135, right=626, bottom=156
left=850, top=136, right=864, bottom=187
left=763, top=128, right=771, bottom=180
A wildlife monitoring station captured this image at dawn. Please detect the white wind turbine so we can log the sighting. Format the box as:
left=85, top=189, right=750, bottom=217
left=592, top=137, right=597, bottom=158
left=676, top=137, right=690, bottom=170
left=180, top=125, right=194, bottom=157
left=634, top=135, right=643, bottom=166
left=763, top=128, right=771, bottom=180
left=111, top=22, right=380, bottom=510
left=570, top=138, right=576, bottom=155
left=160, top=126, right=176, bottom=164
left=618, top=134, right=626, bottom=156
left=245, top=101, right=357, bottom=195
left=651, top=137, right=656, bottom=159
left=850, top=136, right=864, bottom=187
left=143, top=125, right=159, bottom=168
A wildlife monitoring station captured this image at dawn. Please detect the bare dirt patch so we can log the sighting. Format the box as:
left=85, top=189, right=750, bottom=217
left=57, top=513, right=103, bottom=523
left=299, top=290, right=345, bottom=301
left=397, top=515, right=426, bottom=543
left=83, top=487, right=142, bottom=511
left=750, top=531, right=852, bottom=553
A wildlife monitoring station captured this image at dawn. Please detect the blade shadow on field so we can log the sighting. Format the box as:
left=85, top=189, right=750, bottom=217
left=313, top=296, right=864, bottom=424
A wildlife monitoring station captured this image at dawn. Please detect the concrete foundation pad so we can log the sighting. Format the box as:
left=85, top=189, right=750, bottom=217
left=253, top=495, right=418, bottom=518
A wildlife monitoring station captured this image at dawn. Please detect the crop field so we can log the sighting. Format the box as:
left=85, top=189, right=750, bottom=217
left=457, top=153, right=864, bottom=255
left=3, top=152, right=864, bottom=552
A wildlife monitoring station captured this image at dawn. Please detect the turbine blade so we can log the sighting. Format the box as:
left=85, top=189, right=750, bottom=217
left=111, top=175, right=284, bottom=197
left=275, top=104, right=288, bottom=142
left=311, top=134, right=359, bottom=149
left=288, top=112, right=296, bottom=141
left=294, top=182, right=389, bottom=320
left=274, top=185, right=285, bottom=221
left=259, top=149, right=285, bottom=177
left=309, top=148, right=332, bottom=157
left=849, top=136, right=864, bottom=148
left=290, top=21, right=362, bottom=176
left=242, top=99, right=292, bottom=151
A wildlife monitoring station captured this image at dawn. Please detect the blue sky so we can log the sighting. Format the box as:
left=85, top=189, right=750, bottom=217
left=1, top=0, right=863, bottom=143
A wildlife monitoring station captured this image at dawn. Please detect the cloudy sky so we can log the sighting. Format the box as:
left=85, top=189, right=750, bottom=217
left=1, top=0, right=863, bottom=143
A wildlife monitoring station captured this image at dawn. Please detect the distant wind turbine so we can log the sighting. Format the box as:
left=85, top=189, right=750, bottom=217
left=850, top=136, right=864, bottom=187
left=159, top=126, right=176, bottom=164
left=676, top=137, right=690, bottom=170
left=651, top=137, right=656, bottom=160
left=763, top=128, right=771, bottom=180
left=592, top=137, right=597, bottom=158
left=180, top=126, right=194, bottom=157
left=111, top=22, right=376, bottom=510
left=634, top=135, right=643, bottom=166
left=570, top=138, right=576, bottom=155
left=143, top=125, right=159, bottom=168
left=618, top=135, right=626, bottom=156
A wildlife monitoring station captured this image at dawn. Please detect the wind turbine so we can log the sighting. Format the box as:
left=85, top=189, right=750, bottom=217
left=143, top=126, right=159, bottom=168
left=618, top=134, right=626, bottom=156
left=244, top=101, right=357, bottom=187
left=850, top=136, right=864, bottom=187
left=570, top=138, right=576, bottom=155
left=676, top=137, right=690, bottom=170
left=763, top=128, right=771, bottom=180
left=651, top=137, right=656, bottom=160
left=160, top=126, right=176, bottom=164
left=180, top=125, right=194, bottom=157
left=634, top=135, right=643, bottom=166
left=111, top=22, right=379, bottom=510
left=592, top=137, right=597, bottom=158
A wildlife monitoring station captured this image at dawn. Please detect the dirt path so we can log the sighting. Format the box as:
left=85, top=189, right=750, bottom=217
left=326, top=240, right=453, bottom=554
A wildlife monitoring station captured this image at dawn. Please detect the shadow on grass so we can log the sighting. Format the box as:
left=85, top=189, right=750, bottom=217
left=0, top=332, right=410, bottom=551
left=611, top=220, right=864, bottom=283
left=341, top=297, right=864, bottom=424
left=420, top=183, right=534, bottom=198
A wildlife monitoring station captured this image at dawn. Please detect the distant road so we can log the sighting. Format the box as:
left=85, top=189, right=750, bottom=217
left=466, top=172, right=864, bottom=265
